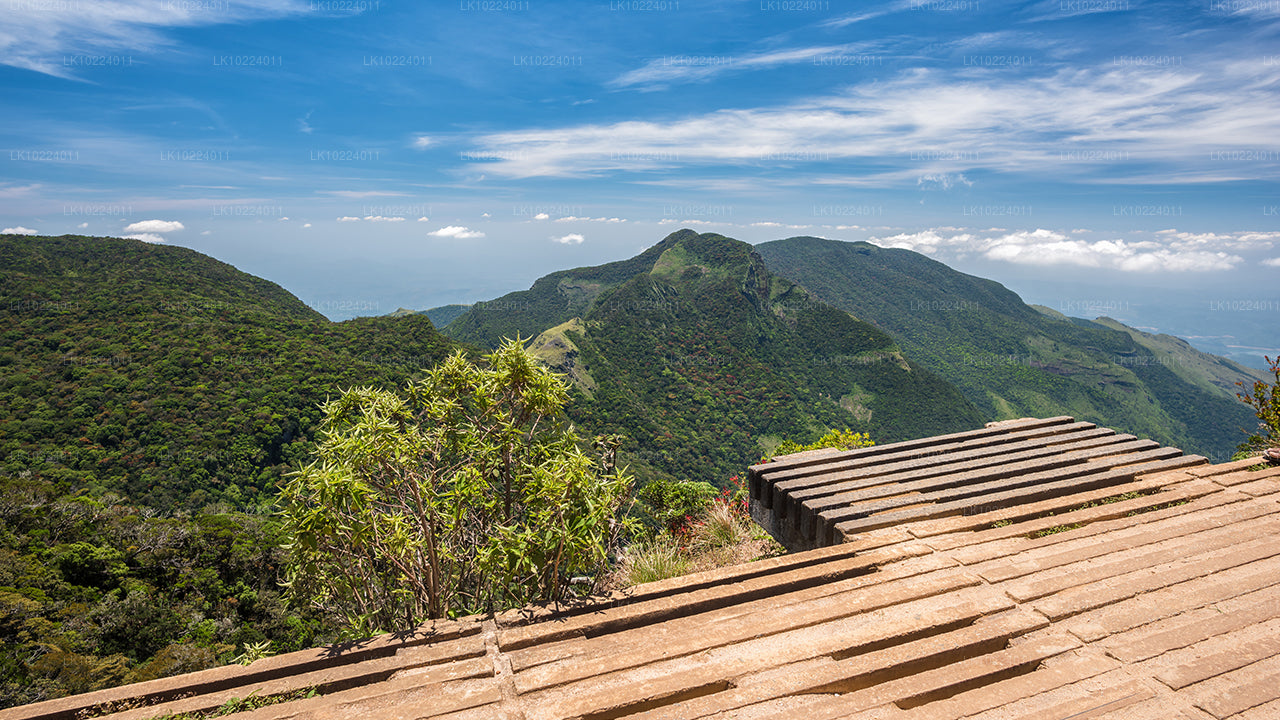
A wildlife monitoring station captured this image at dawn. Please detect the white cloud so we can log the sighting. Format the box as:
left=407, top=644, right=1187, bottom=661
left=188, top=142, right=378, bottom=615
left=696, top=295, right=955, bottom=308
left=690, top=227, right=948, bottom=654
left=302, top=223, right=312, bottom=228
left=77, top=222, right=88, bottom=229
left=417, top=216, right=430, bottom=222
left=554, top=216, right=626, bottom=223
left=534, top=213, right=550, bottom=220
left=124, top=233, right=166, bottom=244
left=428, top=225, right=485, bottom=239
left=298, top=111, right=314, bottom=134
left=279, top=217, right=290, bottom=221
left=465, top=60, right=1280, bottom=185
left=412, top=135, right=433, bottom=149
left=553, top=233, right=585, bottom=245
left=1262, top=257, right=1280, bottom=268
left=917, top=173, right=973, bottom=191
left=2, top=226, right=37, bottom=234
left=124, top=219, right=184, bottom=233
left=319, top=190, right=409, bottom=198
left=363, top=215, right=405, bottom=222
left=337, top=216, right=361, bottom=222
left=869, top=227, right=1254, bottom=272
left=0, top=1, right=313, bottom=79
left=610, top=43, right=878, bottom=89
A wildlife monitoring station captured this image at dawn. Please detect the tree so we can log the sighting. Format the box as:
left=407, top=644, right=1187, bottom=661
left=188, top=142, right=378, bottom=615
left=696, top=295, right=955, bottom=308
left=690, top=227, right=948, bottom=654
left=1237, top=355, right=1280, bottom=455
left=277, top=340, right=635, bottom=636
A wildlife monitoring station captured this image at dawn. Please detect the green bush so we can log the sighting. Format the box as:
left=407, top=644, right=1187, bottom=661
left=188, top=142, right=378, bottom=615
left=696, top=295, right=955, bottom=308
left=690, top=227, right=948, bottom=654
left=278, top=340, right=636, bottom=635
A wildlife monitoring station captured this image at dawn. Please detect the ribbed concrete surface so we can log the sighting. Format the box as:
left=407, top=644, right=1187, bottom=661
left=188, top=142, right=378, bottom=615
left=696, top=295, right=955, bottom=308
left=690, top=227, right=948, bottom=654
left=747, top=416, right=1210, bottom=550
left=5, top=448, right=1280, bottom=720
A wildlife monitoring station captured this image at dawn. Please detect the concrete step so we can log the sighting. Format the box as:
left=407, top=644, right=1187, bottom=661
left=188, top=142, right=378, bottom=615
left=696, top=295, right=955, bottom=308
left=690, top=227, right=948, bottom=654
left=832, top=455, right=1208, bottom=544
left=517, top=585, right=1015, bottom=720
left=1182, top=653, right=1280, bottom=719
left=893, top=649, right=1121, bottom=720
left=940, top=481, right=1236, bottom=566
left=751, top=417, right=1080, bottom=504
left=975, top=496, right=1280, bottom=586
left=1073, top=556, right=1280, bottom=651
left=783, top=427, right=1123, bottom=519
left=1144, top=617, right=1280, bottom=691
left=509, top=555, right=964, bottom=678
left=625, top=608, right=1050, bottom=720
left=1029, top=532, right=1280, bottom=621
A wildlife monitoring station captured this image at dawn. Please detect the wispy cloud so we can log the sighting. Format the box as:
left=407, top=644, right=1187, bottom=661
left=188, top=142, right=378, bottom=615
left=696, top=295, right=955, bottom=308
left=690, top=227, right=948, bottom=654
left=0, top=1, right=312, bottom=78
left=609, top=43, right=879, bottom=90
left=466, top=59, right=1280, bottom=185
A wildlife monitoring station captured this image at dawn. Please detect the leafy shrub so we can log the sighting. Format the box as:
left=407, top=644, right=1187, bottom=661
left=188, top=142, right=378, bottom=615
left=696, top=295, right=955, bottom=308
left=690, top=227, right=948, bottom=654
left=1237, top=355, right=1280, bottom=453
left=278, top=340, right=636, bottom=635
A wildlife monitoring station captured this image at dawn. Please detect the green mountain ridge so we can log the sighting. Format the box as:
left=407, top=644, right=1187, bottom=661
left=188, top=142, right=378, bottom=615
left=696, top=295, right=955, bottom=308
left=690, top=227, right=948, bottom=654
left=754, top=236, right=1259, bottom=460
left=1, top=234, right=461, bottom=509
left=442, top=230, right=984, bottom=486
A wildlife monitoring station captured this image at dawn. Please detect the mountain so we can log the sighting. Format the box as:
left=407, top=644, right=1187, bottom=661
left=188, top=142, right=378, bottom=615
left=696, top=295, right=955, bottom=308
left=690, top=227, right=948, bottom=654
left=1087, top=316, right=1268, bottom=397
left=422, top=304, right=472, bottom=328
left=754, top=236, right=1259, bottom=460
left=387, top=304, right=472, bottom=328
left=0, top=234, right=461, bottom=509
left=442, top=230, right=983, bottom=485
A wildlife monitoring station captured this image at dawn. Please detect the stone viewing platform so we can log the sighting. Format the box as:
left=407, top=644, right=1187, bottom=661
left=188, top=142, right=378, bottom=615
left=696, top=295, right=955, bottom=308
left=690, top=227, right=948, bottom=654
left=4, top=421, right=1280, bottom=720
left=748, top=416, right=1209, bottom=551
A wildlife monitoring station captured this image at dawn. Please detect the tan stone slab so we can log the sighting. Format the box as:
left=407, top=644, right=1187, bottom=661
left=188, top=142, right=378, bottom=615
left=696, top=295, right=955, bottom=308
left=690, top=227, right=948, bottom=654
left=754, top=417, right=1077, bottom=492
left=790, top=427, right=1127, bottom=520
left=1026, top=689, right=1199, bottom=720
left=841, top=527, right=915, bottom=552
left=516, top=585, right=1015, bottom=720
left=1186, top=457, right=1278, bottom=479
left=508, top=560, right=973, bottom=687
left=892, top=648, right=1121, bottom=720
left=1184, top=653, right=1280, bottom=719
left=0, top=620, right=485, bottom=720
left=818, top=443, right=1179, bottom=535
left=692, top=694, right=904, bottom=720
left=1030, top=533, right=1280, bottom=621
left=1080, top=559, right=1280, bottom=653
left=799, top=632, right=1083, bottom=719
left=956, top=667, right=1141, bottom=720
left=980, top=501, right=1280, bottom=589
left=1147, top=617, right=1280, bottom=690
left=938, top=480, right=1229, bottom=566
left=623, top=608, right=1049, bottom=720
left=228, top=675, right=502, bottom=720
left=419, top=702, right=510, bottom=720
left=765, top=419, right=1096, bottom=516
left=498, top=542, right=931, bottom=652
left=913, top=474, right=1212, bottom=545
left=103, top=653, right=492, bottom=720
left=1231, top=696, right=1280, bottom=720
left=495, top=536, right=867, bottom=629
left=833, top=455, right=1209, bottom=543
left=1235, top=477, right=1280, bottom=497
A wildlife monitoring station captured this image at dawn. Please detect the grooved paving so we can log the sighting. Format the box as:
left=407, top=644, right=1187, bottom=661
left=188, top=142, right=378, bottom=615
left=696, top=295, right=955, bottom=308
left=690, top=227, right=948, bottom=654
left=4, top=421, right=1278, bottom=720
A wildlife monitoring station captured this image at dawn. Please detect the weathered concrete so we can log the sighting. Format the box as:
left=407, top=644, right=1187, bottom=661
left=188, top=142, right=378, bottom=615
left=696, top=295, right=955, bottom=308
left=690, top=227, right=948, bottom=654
left=5, top=426, right=1279, bottom=720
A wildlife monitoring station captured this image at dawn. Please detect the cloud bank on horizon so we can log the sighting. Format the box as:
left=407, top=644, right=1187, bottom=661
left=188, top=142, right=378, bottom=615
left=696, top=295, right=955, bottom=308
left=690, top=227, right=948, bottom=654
left=2, top=0, right=1278, bottom=283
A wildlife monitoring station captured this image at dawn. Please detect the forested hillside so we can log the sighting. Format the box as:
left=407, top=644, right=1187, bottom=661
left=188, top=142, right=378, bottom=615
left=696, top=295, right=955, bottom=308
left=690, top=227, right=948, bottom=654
left=755, top=236, right=1259, bottom=460
left=1, top=235, right=460, bottom=510
left=1, top=234, right=467, bottom=706
left=446, top=230, right=983, bottom=485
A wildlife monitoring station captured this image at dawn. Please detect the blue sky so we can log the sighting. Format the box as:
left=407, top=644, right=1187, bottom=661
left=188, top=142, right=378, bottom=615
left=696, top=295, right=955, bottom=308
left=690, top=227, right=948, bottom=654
left=2, top=0, right=1278, bottom=361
